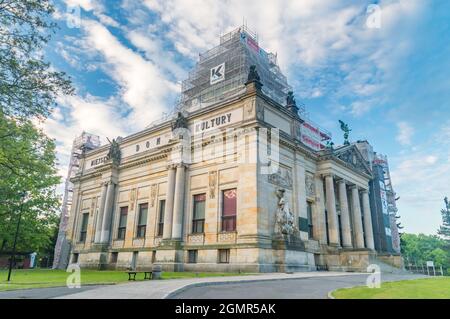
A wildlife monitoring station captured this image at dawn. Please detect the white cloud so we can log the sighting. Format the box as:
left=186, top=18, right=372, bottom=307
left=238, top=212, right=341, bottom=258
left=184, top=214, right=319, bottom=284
left=141, top=0, right=425, bottom=116
left=396, top=121, right=414, bottom=146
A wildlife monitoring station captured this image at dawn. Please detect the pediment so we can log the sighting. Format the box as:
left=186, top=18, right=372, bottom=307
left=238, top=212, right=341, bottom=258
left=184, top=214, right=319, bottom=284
left=332, top=145, right=372, bottom=176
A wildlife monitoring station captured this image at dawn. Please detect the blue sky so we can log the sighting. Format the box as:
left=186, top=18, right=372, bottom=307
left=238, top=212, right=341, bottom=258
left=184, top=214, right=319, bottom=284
left=45, top=0, right=450, bottom=235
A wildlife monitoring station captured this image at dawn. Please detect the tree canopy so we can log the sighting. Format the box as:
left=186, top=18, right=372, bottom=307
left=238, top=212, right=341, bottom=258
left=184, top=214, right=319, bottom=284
left=438, top=197, right=450, bottom=240
left=401, top=233, right=450, bottom=268
left=0, top=0, right=73, bottom=119
left=0, top=1, right=73, bottom=258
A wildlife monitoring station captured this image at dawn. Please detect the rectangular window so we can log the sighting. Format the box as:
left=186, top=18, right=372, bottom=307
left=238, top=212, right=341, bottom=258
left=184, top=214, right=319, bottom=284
left=218, top=249, right=230, bottom=263
left=307, top=201, right=314, bottom=239
left=72, top=253, right=79, bottom=263
left=157, top=200, right=165, bottom=237
left=221, top=189, right=237, bottom=232
left=79, top=212, right=89, bottom=243
left=137, top=203, right=148, bottom=238
left=188, top=250, right=198, bottom=264
left=110, top=252, right=118, bottom=264
left=192, top=194, right=206, bottom=233
left=117, top=206, right=128, bottom=240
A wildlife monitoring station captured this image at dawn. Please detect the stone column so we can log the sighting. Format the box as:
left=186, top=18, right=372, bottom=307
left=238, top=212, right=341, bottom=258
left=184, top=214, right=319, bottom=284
left=100, top=181, right=116, bottom=243
left=325, top=174, right=340, bottom=246
left=314, top=175, right=328, bottom=244
left=163, top=165, right=176, bottom=240
left=94, top=182, right=108, bottom=243
left=351, top=186, right=365, bottom=248
left=338, top=180, right=352, bottom=248
left=362, top=190, right=375, bottom=250
left=171, top=164, right=186, bottom=240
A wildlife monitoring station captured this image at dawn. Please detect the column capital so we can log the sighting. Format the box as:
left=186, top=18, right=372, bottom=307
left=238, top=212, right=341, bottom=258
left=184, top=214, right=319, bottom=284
left=361, top=188, right=369, bottom=194
left=336, top=178, right=348, bottom=185
left=349, top=184, right=360, bottom=191
left=167, top=163, right=177, bottom=170
left=175, top=162, right=189, bottom=169
left=322, top=173, right=335, bottom=179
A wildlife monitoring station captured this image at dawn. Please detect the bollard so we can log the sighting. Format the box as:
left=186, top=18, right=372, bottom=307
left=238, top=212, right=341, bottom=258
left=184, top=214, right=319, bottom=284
left=152, top=264, right=162, bottom=280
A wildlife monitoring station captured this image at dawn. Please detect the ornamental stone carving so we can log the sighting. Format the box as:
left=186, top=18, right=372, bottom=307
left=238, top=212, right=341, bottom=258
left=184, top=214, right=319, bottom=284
left=150, top=184, right=157, bottom=207
left=305, top=173, right=315, bottom=198
left=208, top=171, right=217, bottom=199
left=129, top=188, right=136, bottom=211
left=274, top=189, right=297, bottom=236
left=268, top=166, right=293, bottom=189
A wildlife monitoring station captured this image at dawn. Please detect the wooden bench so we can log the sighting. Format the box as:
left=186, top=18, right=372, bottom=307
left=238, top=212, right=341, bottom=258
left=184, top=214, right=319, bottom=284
left=126, top=271, right=152, bottom=281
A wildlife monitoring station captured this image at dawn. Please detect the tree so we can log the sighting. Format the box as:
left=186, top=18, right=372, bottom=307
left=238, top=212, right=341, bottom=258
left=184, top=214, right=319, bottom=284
left=0, top=1, right=72, bottom=259
left=0, top=0, right=73, bottom=119
left=0, top=115, right=61, bottom=255
left=401, top=233, right=450, bottom=271
left=438, top=197, right=450, bottom=240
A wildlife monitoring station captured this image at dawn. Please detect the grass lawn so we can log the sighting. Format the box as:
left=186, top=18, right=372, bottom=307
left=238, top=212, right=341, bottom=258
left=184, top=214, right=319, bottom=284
left=0, top=269, right=246, bottom=292
left=332, top=277, right=450, bottom=299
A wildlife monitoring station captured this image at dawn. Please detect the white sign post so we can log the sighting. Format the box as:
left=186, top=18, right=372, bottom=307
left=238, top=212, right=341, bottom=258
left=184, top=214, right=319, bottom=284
left=426, top=261, right=435, bottom=276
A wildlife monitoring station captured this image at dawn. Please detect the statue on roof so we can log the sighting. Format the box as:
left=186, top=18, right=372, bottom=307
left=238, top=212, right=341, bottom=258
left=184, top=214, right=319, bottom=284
left=106, top=137, right=121, bottom=166
left=245, top=65, right=262, bottom=90
left=339, top=120, right=352, bottom=146
left=286, top=91, right=299, bottom=114
left=171, top=112, right=188, bottom=131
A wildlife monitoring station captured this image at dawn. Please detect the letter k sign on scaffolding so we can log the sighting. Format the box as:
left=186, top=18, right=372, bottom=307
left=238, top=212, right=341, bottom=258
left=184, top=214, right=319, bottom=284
left=210, top=62, right=225, bottom=85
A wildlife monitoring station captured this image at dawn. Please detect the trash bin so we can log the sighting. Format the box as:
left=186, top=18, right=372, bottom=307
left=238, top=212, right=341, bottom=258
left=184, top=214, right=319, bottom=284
left=152, top=264, right=162, bottom=280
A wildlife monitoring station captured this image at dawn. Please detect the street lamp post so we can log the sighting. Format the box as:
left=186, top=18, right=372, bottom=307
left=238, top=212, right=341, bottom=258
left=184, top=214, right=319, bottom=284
left=7, top=192, right=27, bottom=282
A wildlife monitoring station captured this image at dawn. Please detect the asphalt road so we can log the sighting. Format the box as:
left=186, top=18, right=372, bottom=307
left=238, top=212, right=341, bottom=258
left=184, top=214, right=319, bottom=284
left=0, top=285, right=102, bottom=299
left=169, top=274, right=425, bottom=299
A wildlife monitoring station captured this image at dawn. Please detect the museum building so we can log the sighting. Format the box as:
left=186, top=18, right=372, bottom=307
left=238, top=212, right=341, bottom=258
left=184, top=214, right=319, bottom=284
left=65, top=26, right=401, bottom=272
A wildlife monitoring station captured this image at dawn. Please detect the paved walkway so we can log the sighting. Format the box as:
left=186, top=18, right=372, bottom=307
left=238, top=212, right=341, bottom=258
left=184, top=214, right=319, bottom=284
left=59, top=272, right=360, bottom=299
left=0, top=272, right=426, bottom=299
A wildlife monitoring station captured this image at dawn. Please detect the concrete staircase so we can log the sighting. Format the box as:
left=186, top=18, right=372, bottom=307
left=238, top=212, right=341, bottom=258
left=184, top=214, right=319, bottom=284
left=369, top=256, right=411, bottom=274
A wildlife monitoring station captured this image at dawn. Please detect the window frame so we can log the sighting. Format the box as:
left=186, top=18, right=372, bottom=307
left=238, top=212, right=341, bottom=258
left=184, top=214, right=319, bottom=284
left=187, top=250, right=198, bottom=264
left=117, top=206, right=128, bottom=240
left=79, top=212, right=89, bottom=243
left=136, top=203, right=148, bottom=238
left=156, top=199, right=166, bottom=237
left=221, top=188, right=237, bottom=232
left=306, top=201, right=314, bottom=239
left=218, top=249, right=230, bottom=264
left=192, top=193, right=206, bottom=234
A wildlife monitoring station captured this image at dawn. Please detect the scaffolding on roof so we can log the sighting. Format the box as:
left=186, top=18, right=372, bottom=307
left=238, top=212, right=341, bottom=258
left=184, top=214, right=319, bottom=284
left=179, top=25, right=294, bottom=112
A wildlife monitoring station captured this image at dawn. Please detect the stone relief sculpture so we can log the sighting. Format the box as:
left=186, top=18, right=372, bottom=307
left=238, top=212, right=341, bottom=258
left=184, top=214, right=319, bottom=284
left=274, top=189, right=297, bottom=236
left=268, top=166, right=293, bottom=189
left=150, top=184, right=157, bottom=207
left=129, top=188, right=136, bottom=211
left=208, top=171, right=217, bottom=199
left=305, top=173, right=316, bottom=198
